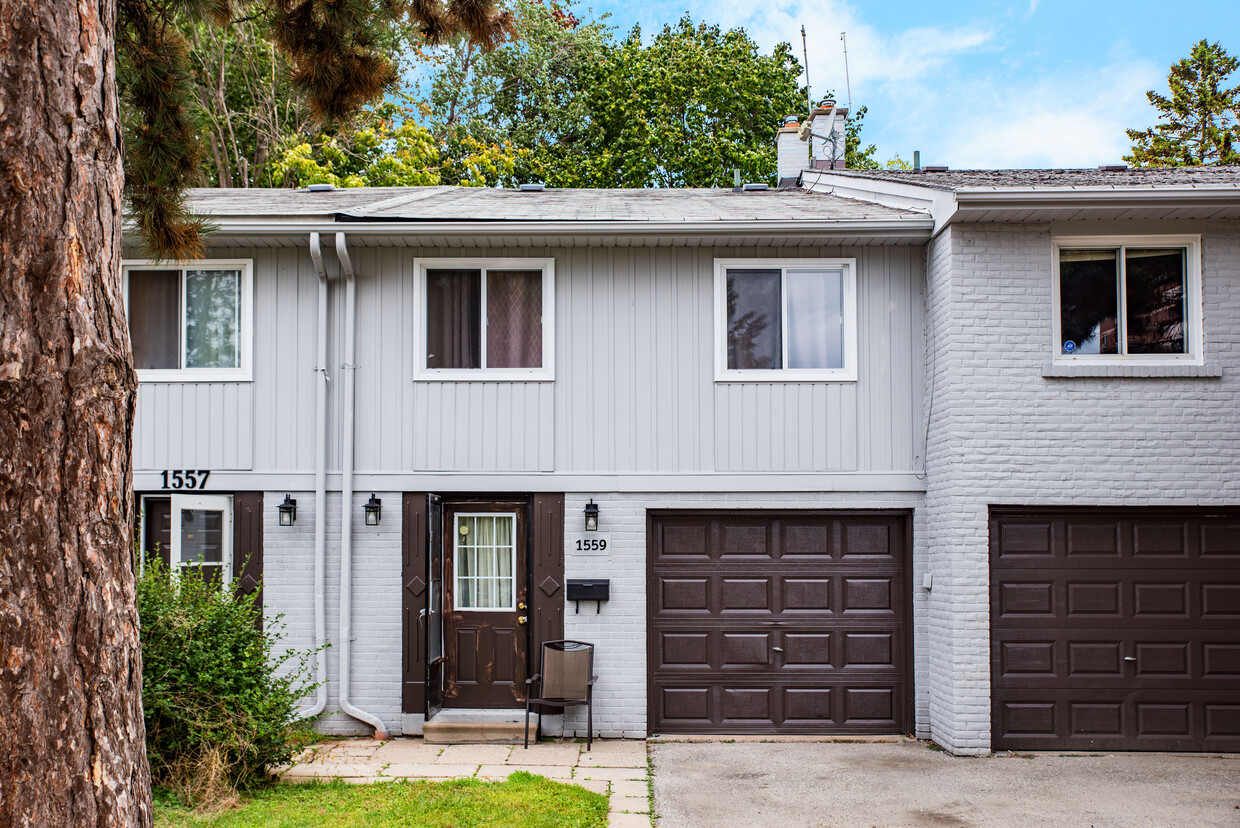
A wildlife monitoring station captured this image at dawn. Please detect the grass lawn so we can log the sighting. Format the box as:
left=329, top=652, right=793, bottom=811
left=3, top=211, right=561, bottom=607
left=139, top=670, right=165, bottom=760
left=154, top=773, right=610, bottom=828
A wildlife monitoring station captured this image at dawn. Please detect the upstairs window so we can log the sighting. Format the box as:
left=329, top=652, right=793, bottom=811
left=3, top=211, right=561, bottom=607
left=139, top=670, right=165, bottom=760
left=1053, top=237, right=1201, bottom=362
left=715, top=258, right=857, bottom=381
left=124, top=260, right=253, bottom=381
left=415, top=258, right=555, bottom=380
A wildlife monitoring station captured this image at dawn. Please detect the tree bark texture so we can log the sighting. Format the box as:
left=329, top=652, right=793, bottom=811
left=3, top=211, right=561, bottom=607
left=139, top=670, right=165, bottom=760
left=0, top=1, right=151, bottom=826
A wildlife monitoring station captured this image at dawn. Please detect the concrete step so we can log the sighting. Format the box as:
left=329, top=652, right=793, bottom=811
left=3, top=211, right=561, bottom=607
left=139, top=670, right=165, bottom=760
left=422, top=709, right=539, bottom=744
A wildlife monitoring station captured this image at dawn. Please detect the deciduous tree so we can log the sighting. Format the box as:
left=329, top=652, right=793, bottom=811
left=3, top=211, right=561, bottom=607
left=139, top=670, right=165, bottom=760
left=1126, top=39, right=1239, bottom=167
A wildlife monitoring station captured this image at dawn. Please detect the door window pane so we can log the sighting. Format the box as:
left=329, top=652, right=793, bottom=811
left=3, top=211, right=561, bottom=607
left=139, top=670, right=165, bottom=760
left=726, top=269, right=782, bottom=369
left=1125, top=248, right=1186, bottom=354
left=454, top=514, right=516, bottom=610
left=185, top=270, right=241, bottom=368
left=487, top=270, right=543, bottom=368
left=1059, top=249, right=1119, bottom=355
left=426, top=269, right=482, bottom=369
left=129, top=270, right=180, bottom=369
left=179, top=507, right=225, bottom=586
left=786, top=269, right=844, bottom=369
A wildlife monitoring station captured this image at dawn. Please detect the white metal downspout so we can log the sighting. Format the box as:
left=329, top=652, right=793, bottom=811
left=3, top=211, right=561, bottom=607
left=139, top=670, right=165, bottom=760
left=335, top=231, right=388, bottom=738
left=297, top=232, right=329, bottom=719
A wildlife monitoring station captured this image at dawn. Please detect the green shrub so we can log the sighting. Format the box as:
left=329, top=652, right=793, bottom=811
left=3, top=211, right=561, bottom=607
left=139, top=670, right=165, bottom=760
left=136, top=557, right=317, bottom=798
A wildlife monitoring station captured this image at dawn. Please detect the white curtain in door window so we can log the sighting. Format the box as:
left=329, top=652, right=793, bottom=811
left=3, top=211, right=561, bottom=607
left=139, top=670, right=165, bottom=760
left=456, top=515, right=515, bottom=610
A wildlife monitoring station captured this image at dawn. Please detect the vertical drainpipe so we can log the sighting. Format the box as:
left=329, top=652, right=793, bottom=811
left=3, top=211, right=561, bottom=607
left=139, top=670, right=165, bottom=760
left=297, top=232, right=329, bottom=719
left=335, top=231, right=389, bottom=739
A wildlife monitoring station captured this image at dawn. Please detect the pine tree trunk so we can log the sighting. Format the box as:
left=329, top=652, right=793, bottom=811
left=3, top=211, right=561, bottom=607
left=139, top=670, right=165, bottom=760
left=0, top=1, right=151, bottom=826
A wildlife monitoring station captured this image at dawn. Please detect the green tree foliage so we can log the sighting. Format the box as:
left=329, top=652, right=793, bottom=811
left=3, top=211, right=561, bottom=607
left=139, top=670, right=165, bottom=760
left=136, top=558, right=316, bottom=798
left=116, top=0, right=511, bottom=258
left=1126, top=39, right=1240, bottom=167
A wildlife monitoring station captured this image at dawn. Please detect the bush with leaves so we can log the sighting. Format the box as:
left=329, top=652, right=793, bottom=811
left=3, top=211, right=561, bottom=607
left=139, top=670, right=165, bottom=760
left=136, top=558, right=316, bottom=801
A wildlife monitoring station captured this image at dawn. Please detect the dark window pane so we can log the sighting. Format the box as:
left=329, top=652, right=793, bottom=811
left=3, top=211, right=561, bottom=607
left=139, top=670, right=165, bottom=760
left=786, top=269, right=844, bottom=369
left=184, top=270, right=241, bottom=368
left=129, top=270, right=180, bottom=369
left=486, top=270, right=543, bottom=368
left=142, top=497, right=172, bottom=570
left=1059, top=250, right=1119, bottom=355
left=727, top=269, right=782, bottom=369
left=180, top=508, right=224, bottom=563
left=426, top=270, right=481, bottom=369
left=1125, top=248, right=1186, bottom=354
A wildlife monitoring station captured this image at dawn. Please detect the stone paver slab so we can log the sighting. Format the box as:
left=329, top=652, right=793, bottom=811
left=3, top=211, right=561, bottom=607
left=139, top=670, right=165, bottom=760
left=380, top=763, right=479, bottom=778
left=280, top=763, right=376, bottom=779
left=371, top=743, right=443, bottom=763
left=436, top=744, right=513, bottom=765
left=508, top=744, right=582, bottom=766
left=476, top=764, right=574, bottom=780
left=610, top=780, right=650, bottom=798
left=609, top=796, right=650, bottom=813
left=577, top=751, right=648, bottom=768
left=608, top=814, right=653, bottom=828
left=576, top=767, right=649, bottom=782
left=569, top=778, right=611, bottom=795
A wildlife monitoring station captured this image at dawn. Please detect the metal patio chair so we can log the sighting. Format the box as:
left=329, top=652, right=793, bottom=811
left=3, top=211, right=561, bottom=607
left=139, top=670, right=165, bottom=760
left=524, top=640, right=596, bottom=750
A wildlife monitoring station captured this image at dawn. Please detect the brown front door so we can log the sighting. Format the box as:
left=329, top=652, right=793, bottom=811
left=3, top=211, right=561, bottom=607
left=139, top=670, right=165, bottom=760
left=443, top=501, right=529, bottom=708
left=648, top=510, right=912, bottom=734
left=991, top=507, right=1240, bottom=752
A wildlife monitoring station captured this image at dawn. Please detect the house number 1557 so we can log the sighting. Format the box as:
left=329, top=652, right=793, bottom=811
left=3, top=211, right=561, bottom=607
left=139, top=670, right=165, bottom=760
left=159, top=469, right=211, bottom=490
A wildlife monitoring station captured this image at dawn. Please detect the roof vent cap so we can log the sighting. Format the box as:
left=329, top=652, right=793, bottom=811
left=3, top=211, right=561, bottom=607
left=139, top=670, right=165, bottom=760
left=741, top=183, right=770, bottom=191
left=518, top=182, right=546, bottom=192
left=307, top=183, right=336, bottom=192
left=1098, top=164, right=1129, bottom=172
left=922, top=165, right=949, bottom=173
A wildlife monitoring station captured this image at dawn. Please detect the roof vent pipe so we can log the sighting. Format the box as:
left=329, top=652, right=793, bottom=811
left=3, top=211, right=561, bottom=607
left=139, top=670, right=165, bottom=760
left=518, top=183, right=545, bottom=192
left=334, top=232, right=389, bottom=740
left=307, top=183, right=336, bottom=192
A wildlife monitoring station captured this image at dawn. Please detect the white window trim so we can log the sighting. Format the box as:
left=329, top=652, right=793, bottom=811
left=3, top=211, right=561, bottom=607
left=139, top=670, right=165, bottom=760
left=169, top=493, right=233, bottom=586
left=713, top=258, right=858, bottom=382
left=122, top=259, right=254, bottom=382
left=452, top=512, right=518, bottom=612
left=1051, top=235, right=1203, bottom=366
left=413, top=257, right=555, bottom=381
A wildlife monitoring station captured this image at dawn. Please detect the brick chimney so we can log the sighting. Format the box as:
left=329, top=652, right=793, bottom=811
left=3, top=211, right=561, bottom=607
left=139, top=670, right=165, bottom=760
left=776, top=114, right=807, bottom=184
left=808, top=99, right=848, bottom=170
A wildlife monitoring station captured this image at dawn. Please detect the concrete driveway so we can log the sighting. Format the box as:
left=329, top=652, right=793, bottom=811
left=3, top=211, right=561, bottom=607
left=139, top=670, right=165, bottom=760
left=650, top=739, right=1240, bottom=827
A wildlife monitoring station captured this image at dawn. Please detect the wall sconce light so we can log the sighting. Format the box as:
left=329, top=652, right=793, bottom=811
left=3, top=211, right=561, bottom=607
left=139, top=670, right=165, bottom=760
left=278, top=494, right=298, bottom=526
left=584, top=499, right=600, bottom=531
left=364, top=493, right=382, bottom=526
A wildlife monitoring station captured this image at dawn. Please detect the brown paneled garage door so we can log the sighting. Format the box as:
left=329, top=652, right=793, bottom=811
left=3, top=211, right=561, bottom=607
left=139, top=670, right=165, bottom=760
left=648, top=510, right=911, bottom=734
left=991, top=508, right=1240, bottom=752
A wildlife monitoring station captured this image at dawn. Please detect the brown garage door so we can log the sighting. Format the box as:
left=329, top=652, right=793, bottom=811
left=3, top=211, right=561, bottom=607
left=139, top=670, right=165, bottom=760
left=991, top=508, right=1240, bottom=752
left=648, top=510, right=911, bottom=734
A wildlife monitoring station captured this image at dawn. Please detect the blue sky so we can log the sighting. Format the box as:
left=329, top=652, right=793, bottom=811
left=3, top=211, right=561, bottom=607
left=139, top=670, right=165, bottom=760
left=581, top=0, right=1240, bottom=168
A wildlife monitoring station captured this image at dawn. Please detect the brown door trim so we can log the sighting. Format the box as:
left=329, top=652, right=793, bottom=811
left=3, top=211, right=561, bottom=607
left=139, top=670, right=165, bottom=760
left=647, top=508, right=914, bottom=735
left=402, top=493, right=429, bottom=716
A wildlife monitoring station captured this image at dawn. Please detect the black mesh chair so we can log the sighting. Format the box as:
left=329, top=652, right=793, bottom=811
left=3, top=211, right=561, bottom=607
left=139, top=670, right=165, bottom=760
left=524, top=640, right=596, bottom=750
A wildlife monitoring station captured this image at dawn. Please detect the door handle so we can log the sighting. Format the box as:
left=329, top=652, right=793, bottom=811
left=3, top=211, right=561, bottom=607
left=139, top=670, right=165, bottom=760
left=517, top=615, right=527, bottom=625
left=772, top=646, right=784, bottom=652
left=1123, top=656, right=1137, bottom=662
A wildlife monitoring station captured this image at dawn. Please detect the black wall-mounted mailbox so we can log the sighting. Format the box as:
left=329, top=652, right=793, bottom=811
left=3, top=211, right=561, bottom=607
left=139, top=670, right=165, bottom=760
left=566, top=579, right=610, bottom=613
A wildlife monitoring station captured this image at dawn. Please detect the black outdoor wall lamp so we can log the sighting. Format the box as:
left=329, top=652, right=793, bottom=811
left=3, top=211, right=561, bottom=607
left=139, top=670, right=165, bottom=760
left=278, top=494, right=298, bottom=526
left=584, top=499, right=600, bottom=531
left=364, top=493, right=382, bottom=526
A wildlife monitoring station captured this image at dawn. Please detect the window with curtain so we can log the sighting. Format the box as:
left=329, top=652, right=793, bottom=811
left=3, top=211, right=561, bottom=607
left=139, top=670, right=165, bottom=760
left=125, top=261, right=250, bottom=379
left=453, top=514, right=517, bottom=611
left=421, top=261, right=551, bottom=376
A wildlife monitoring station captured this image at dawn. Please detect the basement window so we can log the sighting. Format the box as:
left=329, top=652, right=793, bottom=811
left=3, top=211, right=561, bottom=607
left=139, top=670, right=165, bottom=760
left=1053, top=237, right=1202, bottom=364
left=714, top=258, right=857, bottom=381
left=123, top=260, right=253, bottom=381
left=414, top=258, right=555, bottom=380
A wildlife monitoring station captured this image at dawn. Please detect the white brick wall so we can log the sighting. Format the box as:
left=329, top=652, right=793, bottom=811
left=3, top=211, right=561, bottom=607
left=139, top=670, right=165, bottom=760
left=264, top=490, right=403, bottom=736
left=922, top=222, right=1240, bottom=754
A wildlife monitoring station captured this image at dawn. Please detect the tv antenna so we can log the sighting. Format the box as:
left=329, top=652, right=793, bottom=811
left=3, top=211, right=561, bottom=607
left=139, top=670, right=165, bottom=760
left=840, top=32, right=853, bottom=111
left=801, top=25, right=812, bottom=116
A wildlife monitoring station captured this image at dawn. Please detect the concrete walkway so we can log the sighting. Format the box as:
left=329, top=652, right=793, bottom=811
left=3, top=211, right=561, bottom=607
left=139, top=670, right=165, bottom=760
left=651, top=738, right=1240, bottom=828
left=281, top=737, right=651, bottom=827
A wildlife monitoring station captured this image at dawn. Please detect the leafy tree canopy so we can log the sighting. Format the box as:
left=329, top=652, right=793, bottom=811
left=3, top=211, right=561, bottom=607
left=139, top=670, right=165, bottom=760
left=1125, top=39, right=1240, bottom=167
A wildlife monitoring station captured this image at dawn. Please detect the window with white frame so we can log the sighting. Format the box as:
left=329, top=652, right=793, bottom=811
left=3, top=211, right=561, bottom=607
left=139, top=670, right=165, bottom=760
left=415, top=258, right=554, bottom=380
left=453, top=513, right=517, bottom=611
left=1053, top=237, right=1202, bottom=362
left=715, top=259, right=857, bottom=380
left=123, top=260, right=253, bottom=381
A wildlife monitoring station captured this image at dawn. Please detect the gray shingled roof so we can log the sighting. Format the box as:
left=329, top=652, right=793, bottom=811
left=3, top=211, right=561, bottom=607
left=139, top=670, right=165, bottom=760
left=185, top=185, right=923, bottom=222
left=824, top=167, right=1240, bottom=191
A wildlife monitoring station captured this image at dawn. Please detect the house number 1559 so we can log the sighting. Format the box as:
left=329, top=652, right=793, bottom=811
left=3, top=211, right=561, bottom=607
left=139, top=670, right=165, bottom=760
left=159, top=469, right=211, bottom=490
left=575, top=538, right=608, bottom=552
